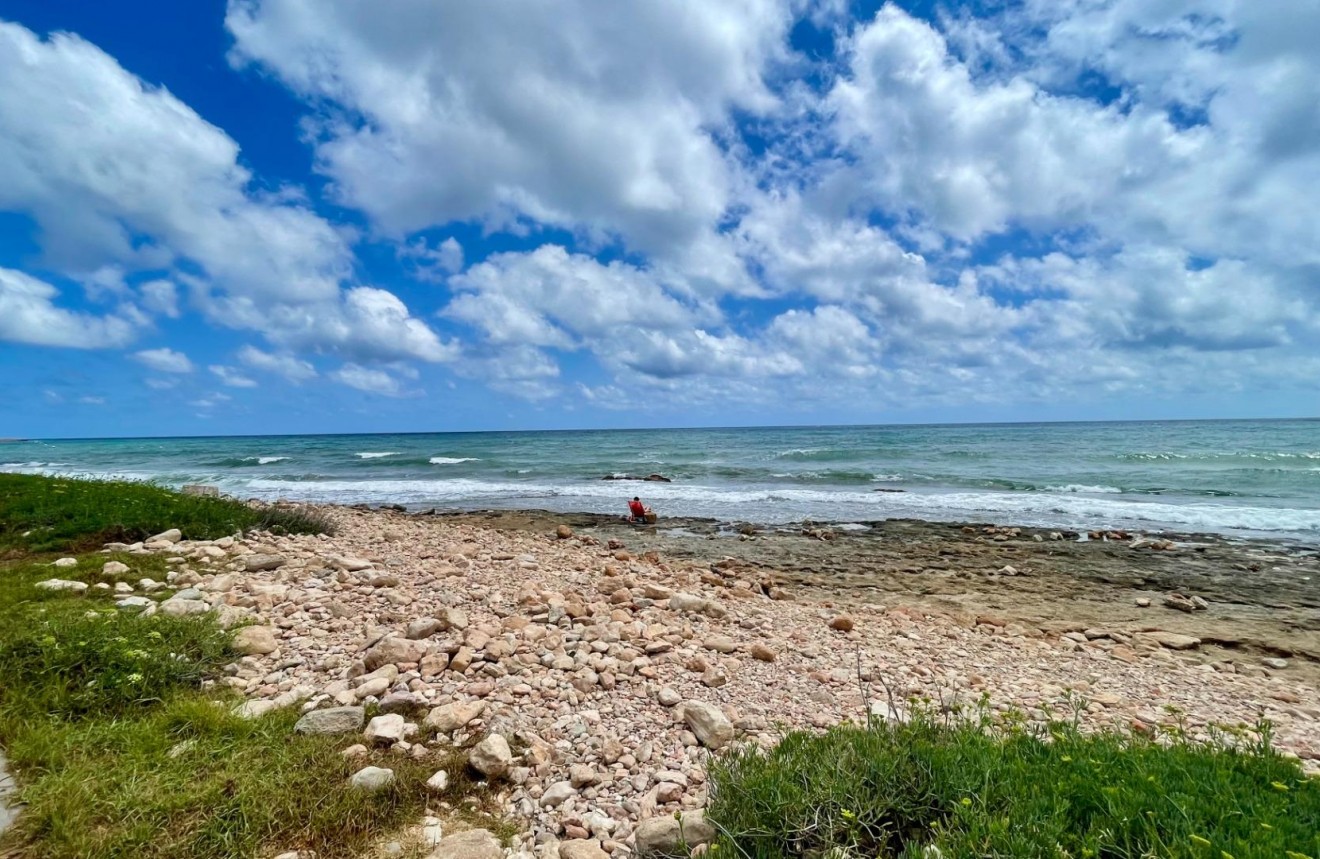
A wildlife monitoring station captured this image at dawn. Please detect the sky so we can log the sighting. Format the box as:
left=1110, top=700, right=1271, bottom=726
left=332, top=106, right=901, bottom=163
left=1, top=0, right=1318, bottom=438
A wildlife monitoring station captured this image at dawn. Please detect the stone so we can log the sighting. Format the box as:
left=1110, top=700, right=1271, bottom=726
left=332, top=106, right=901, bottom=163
left=569, top=764, right=601, bottom=788
left=633, top=812, right=716, bottom=857
left=235, top=699, right=276, bottom=719
left=468, top=734, right=512, bottom=778
left=749, top=643, right=777, bottom=662
left=364, top=636, right=429, bottom=671
left=355, top=677, right=390, bottom=700
left=1137, top=631, right=1201, bottom=651
left=559, top=841, right=609, bottom=859
left=427, top=828, right=503, bottom=859
left=244, top=553, right=287, bottom=572
left=828, top=615, right=855, bottom=632
left=115, top=596, right=153, bottom=611
left=703, top=635, right=738, bottom=654
left=541, top=780, right=577, bottom=807
left=365, top=714, right=407, bottom=745
left=159, top=598, right=210, bottom=616
left=426, top=700, right=486, bottom=733
left=349, top=766, right=394, bottom=791
left=379, top=691, right=428, bottom=716
left=35, top=579, right=87, bottom=594
left=102, top=560, right=130, bottom=577
left=149, top=528, right=183, bottom=544
left=53, top=557, right=78, bottom=568
left=294, top=706, right=365, bottom=735
left=556, top=525, right=574, bottom=539
left=681, top=701, right=735, bottom=749
left=407, top=617, right=443, bottom=639
left=657, top=687, right=682, bottom=707
left=1163, top=594, right=1198, bottom=613
left=173, top=588, right=205, bottom=601
left=426, top=769, right=451, bottom=793
left=231, top=626, right=278, bottom=655
left=1263, top=657, right=1289, bottom=670
left=1135, top=598, right=1152, bottom=607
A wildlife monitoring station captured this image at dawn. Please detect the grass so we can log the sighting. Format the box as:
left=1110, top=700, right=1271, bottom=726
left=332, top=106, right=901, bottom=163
left=0, top=473, right=333, bottom=557
left=0, top=475, right=499, bottom=859
left=706, top=708, right=1320, bottom=859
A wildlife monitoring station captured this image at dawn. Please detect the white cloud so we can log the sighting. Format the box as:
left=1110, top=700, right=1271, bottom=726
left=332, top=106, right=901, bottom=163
left=401, top=236, right=464, bottom=281
left=225, top=0, right=792, bottom=258
left=190, top=392, right=232, bottom=409
left=237, top=345, right=317, bottom=382
left=209, top=365, right=258, bottom=388
left=0, top=267, right=139, bottom=348
left=133, top=347, right=194, bottom=373
left=0, top=20, right=447, bottom=364
left=139, top=279, right=180, bottom=317
left=329, top=363, right=410, bottom=396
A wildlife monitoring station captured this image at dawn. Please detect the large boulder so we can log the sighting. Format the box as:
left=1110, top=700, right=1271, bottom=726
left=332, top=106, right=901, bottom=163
left=633, top=812, right=716, bottom=857
left=149, top=528, right=182, bottom=544
left=231, top=626, right=278, bottom=655
left=681, top=701, right=734, bottom=749
left=364, top=636, right=430, bottom=670
left=294, top=706, right=365, bottom=735
left=468, top=734, right=512, bottom=779
left=427, top=829, right=503, bottom=859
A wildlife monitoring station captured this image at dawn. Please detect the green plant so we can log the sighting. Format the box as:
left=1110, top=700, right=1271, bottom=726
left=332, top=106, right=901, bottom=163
left=706, top=708, right=1320, bottom=858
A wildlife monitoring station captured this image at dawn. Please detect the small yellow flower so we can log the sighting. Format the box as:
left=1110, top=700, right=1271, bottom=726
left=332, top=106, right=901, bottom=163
left=960, top=798, right=972, bottom=807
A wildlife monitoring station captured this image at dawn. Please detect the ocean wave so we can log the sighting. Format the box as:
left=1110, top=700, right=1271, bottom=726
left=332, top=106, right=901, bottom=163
left=256, top=456, right=288, bottom=465
left=234, top=477, right=1320, bottom=535
left=1118, top=451, right=1320, bottom=462
left=1046, top=484, right=1123, bottom=494
left=429, top=457, right=480, bottom=465
left=355, top=452, right=400, bottom=459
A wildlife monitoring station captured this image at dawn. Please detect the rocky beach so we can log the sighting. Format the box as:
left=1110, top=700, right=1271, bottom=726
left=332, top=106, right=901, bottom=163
left=64, top=502, right=1320, bottom=857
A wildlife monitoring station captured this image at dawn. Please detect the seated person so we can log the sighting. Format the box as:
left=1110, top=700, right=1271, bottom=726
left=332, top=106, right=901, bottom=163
left=628, top=497, right=647, bottom=522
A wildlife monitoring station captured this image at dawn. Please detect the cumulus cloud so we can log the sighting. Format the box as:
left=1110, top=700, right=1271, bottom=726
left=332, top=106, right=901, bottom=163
left=0, top=267, right=139, bottom=348
left=209, top=365, right=259, bottom=387
left=329, top=363, right=411, bottom=396
left=226, top=0, right=791, bottom=258
left=0, top=20, right=447, bottom=364
left=401, top=236, right=464, bottom=281
left=132, top=347, right=195, bottom=374
left=237, top=345, right=317, bottom=382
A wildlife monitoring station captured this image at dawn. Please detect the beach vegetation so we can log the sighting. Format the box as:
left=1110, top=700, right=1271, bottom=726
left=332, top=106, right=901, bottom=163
left=706, top=706, right=1320, bottom=858
left=0, top=473, right=333, bottom=556
left=0, top=476, right=501, bottom=859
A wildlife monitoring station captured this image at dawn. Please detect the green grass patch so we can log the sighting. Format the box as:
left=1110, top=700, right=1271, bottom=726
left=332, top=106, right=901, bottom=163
left=0, top=473, right=333, bottom=556
left=707, top=712, right=1320, bottom=858
left=0, top=547, right=492, bottom=859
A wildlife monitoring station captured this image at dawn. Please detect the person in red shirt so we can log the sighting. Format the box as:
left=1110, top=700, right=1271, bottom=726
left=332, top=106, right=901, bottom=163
left=628, top=497, right=647, bottom=522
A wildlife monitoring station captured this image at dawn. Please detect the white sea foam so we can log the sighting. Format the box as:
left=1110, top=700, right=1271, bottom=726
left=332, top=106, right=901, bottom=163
left=253, top=456, right=287, bottom=464
left=1047, top=484, right=1123, bottom=494
left=234, top=477, right=1320, bottom=536
left=429, top=457, right=479, bottom=465
left=355, top=452, right=400, bottom=459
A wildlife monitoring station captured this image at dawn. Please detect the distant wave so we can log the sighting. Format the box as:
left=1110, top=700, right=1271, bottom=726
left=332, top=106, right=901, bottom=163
left=1117, top=451, right=1320, bottom=462
left=355, top=452, right=400, bottom=459
left=257, top=456, right=287, bottom=465
left=1047, top=484, right=1122, bottom=494
left=429, top=456, right=480, bottom=465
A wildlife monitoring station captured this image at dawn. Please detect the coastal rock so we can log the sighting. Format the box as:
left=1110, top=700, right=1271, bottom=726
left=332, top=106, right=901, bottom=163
left=294, top=706, right=365, bottom=735
left=828, top=615, right=855, bottom=632
left=231, top=626, right=278, bottom=655
left=428, top=829, right=503, bottom=859
left=149, top=529, right=182, bottom=544
left=1137, top=631, right=1201, bottom=651
left=364, top=714, right=407, bottom=745
left=681, top=701, right=734, bottom=749
left=559, top=840, right=609, bottom=859
left=35, top=579, right=87, bottom=594
left=1263, top=657, right=1289, bottom=670
left=349, top=766, right=394, bottom=792
left=556, top=525, right=574, bottom=540
left=244, top=554, right=286, bottom=572
left=426, top=700, right=485, bottom=733
left=1163, top=594, right=1201, bottom=613
left=160, top=598, right=210, bottom=616
left=364, top=636, right=429, bottom=670
left=468, top=734, right=512, bottom=778
left=633, top=812, right=716, bottom=857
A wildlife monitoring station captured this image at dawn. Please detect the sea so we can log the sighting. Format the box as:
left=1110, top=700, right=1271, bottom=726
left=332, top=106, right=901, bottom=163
left=4, top=420, right=1320, bottom=541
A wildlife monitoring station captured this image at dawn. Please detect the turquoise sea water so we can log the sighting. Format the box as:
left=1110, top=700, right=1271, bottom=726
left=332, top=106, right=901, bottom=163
left=4, top=420, right=1320, bottom=539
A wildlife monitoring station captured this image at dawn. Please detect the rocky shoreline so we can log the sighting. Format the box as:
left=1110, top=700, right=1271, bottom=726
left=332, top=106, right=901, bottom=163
left=82, top=504, right=1320, bottom=857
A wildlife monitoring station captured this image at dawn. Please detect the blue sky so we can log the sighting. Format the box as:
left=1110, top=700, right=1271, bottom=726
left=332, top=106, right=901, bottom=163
left=2, top=0, right=1318, bottom=438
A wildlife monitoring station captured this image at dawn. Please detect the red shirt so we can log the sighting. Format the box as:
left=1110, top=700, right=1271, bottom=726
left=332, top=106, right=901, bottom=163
left=628, top=500, right=646, bottom=517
